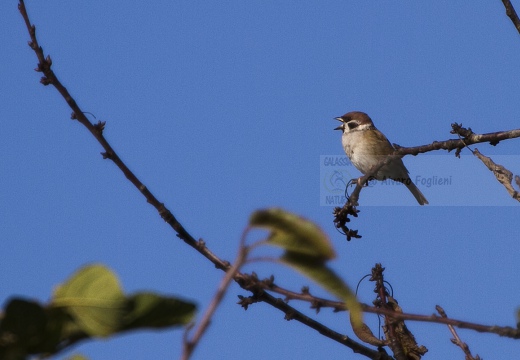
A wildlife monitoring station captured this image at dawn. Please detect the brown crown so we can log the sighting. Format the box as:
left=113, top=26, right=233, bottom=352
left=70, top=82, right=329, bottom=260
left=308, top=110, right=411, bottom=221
left=337, top=111, right=373, bottom=124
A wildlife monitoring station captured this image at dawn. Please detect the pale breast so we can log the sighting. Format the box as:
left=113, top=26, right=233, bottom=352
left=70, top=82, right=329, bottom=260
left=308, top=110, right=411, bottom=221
left=341, top=130, right=409, bottom=179
left=342, top=130, right=373, bottom=172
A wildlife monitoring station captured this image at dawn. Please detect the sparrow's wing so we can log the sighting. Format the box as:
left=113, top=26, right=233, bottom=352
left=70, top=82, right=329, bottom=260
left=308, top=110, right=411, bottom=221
left=369, top=129, right=410, bottom=178
left=367, top=129, right=395, bottom=155
left=373, top=129, right=395, bottom=155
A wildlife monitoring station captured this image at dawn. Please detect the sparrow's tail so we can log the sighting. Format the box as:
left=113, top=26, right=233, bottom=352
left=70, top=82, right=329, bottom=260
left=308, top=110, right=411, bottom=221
left=405, top=181, right=429, bottom=205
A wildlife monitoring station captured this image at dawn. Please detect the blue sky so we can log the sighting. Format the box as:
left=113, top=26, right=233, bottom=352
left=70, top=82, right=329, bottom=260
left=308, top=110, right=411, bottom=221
left=2, top=1, right=520, bottom=359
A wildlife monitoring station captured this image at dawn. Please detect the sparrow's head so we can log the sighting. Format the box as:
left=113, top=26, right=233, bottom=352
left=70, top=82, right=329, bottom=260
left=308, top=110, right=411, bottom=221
left=334, top=111, right=374, bottom=133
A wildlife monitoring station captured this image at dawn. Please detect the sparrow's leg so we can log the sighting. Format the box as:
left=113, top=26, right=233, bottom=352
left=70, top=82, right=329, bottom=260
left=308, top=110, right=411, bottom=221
left=356, top=176, right=375, bottom=187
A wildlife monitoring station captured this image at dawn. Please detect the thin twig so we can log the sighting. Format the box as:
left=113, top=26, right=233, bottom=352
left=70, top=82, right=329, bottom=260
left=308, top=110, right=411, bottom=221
left=472, top=149, right=520, bottom=201
left=451, top=125, right=520, bottom=202
left=501, top=0, right=520, bottom=34
left=181, top=229, right=251, bottom=360
left=394, top=124, right=520, bottom=156
left=436, top=306, right=481, bottom=360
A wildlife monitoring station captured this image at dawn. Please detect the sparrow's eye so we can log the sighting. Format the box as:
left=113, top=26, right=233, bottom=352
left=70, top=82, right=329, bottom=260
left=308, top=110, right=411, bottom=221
left=347, top=121, right=359, bottom=130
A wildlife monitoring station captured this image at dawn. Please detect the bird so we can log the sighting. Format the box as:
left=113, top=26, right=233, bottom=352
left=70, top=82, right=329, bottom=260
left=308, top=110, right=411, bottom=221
left=334, top=111, right=428, bottom=205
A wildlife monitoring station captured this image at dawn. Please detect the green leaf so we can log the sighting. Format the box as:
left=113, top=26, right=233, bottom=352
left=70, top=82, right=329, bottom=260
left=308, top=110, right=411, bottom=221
left=121, top=292, right=196, bottom=331
left=350, top=313, right=385, bottom=346
left=0, top=298, right=72, bottom=357
left=250, top=208, right=335, bottom=260
left=249, top=209, right=361, bottom=325
left=280, top=252, right=363, bottom=326
left=65, top=354, right=90, bottom=360
left=0, top=298, right=46, bottom=357
left=52, top=264, right=126, bottom=337
left=1, top=265, right=197, bottom=359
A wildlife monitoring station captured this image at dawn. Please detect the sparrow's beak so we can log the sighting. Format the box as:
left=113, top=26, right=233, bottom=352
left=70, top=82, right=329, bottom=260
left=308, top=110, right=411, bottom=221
left=334, top=117, right=344, bottom=130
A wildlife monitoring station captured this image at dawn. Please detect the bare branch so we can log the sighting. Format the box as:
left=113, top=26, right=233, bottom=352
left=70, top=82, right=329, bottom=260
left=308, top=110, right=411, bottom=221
left=18, top=0, right=225, bottom=273
left=452, top=124, right=520, bottom=201
left=370, top=264, right=427, bottom=360
left=182, top=230, right=250, bottom=360
left=450, top=124, right=520, bottom=201
left=394, top=123, right=520, bottom=156
left=245, top=290, right=393, bottom=360
left=501, top=0, right=520, bottom=35
left=473, top=149, right=520, bottom=201
left=255, top=278, right=520, bottom=340
left=436, top=306, right=481, bottom=360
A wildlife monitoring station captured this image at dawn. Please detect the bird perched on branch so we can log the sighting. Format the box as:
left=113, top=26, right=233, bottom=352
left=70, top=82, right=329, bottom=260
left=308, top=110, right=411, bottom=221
left=334, top=111, right=428, bottom=205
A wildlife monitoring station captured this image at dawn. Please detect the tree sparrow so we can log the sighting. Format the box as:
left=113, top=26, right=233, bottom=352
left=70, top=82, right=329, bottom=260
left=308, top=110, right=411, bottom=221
left=334, top=111, right=428, bottom=205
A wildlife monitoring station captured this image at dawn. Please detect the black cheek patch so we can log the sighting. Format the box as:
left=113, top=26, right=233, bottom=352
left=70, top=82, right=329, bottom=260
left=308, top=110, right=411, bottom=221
left=347, top=122, right=359, bottom=130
